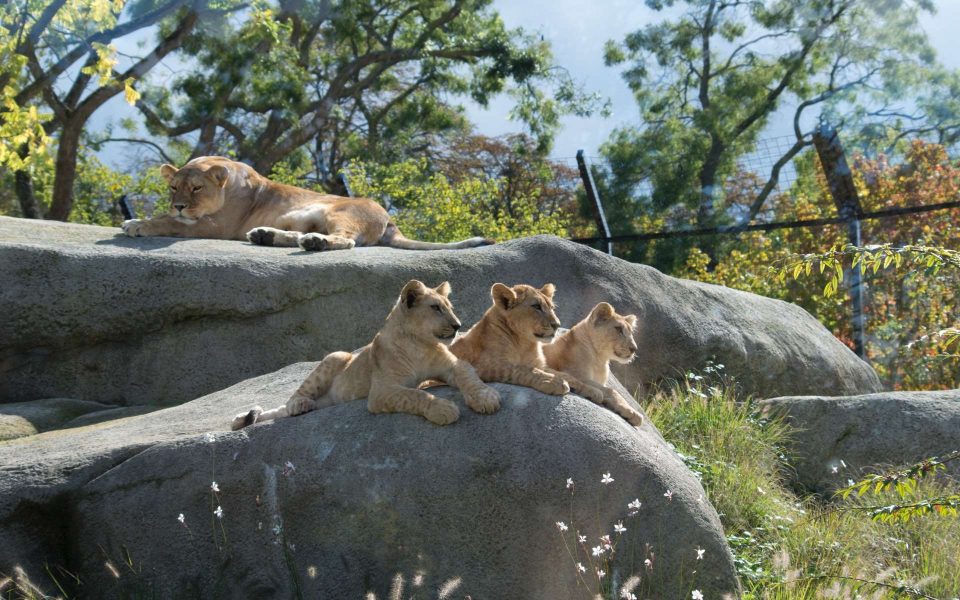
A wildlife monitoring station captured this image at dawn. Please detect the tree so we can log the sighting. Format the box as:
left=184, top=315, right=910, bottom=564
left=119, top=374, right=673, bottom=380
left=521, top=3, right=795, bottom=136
left=0, top=0, right=239, bottom=220
left=135, top=0, right=600, bottom=190
left=601, top=0, right=951, bottom=232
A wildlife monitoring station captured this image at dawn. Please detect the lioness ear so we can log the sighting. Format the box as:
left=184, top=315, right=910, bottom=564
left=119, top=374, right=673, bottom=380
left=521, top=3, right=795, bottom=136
left=624, top=314, right=638, bottom=330
left=435, top=281, right=451, bottom=297
left=206, top=165, right=229, bottom=188
left=491, top=283, right=517, bottom=310
left=591, top=302, right=615, bottom=323
left=160, top=164, right=178, bottom=183
left=539, top=283, right=556, bottom=299
left=401, top=280, right=427, bottom=308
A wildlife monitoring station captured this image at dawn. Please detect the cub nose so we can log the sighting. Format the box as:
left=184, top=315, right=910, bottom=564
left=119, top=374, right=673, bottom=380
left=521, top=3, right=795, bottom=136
left=629, top=343, right=638, bottom=353
left=452, top=322, right=462, bottom=331
left=173, top=203, right=186, bottom=212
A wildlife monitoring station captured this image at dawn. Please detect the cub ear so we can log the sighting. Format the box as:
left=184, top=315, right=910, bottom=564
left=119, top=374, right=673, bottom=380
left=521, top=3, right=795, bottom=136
left=491, top=283, right=517, bottom=310
left=160, top=164, right=178, bottom=183
left=206, top=165, right=229, bottom=188
left=435, top=281, right=452, bottom=297
left=539, top=283, right=556, bottom=299
left=624, top=314, right=638, bottom=329
left=591, top=302, right=615, bottom=323
left=401, top=280, right=427, bottom=308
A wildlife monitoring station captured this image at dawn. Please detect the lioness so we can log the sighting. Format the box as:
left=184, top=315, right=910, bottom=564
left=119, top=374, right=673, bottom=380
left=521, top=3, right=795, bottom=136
left=231, top=280, right=500, bottom=429
left=122, top=156, right=493, bottom=251
left=449, top=283, right=609, bottom=405
left=544, top=302, right=645, bottom=426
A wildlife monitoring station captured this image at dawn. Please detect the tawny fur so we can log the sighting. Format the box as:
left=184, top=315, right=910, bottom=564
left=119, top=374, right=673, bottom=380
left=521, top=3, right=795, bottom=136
left=543, top=302, right=644, bottom=426
left=230, top=280, right=500, bottom=429
left=449, top=283, right=609, bottom=405
left=122, top=156, right=493, bottom=251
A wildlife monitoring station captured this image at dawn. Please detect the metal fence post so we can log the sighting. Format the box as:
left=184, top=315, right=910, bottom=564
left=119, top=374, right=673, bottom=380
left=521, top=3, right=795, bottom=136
left=576, top=150, right=613, bottom=255
left=813, top=124, right=867, bottom=360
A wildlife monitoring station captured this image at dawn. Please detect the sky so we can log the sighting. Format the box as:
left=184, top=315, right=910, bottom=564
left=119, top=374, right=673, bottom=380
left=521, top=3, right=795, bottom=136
left=92, top=0, right=960, bottom=169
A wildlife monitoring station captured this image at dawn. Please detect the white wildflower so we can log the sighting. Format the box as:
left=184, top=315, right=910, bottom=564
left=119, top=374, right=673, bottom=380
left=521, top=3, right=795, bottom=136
left=664, top=490, right=673, bottom=501
left=601, top=472, right=614, bottom=484
left=696, top=546, right=705, bottom=560
left=566, top=477, right=574, bottom=489
left=597, top=569, right=605, bottom=579
left=578, top=534, right=587, bottom=544
left=177, top=513, right=185, bottom=524
left=556, top=521, right=568, bottom=532
left=210, top=481, right=220, bottom=493
left=614, top=522, right=626, bottom=534
left=831, top=465, right=839, bottom=474
left=600, top=534, right=612, bottom=549
left=692, top=590, right=704, bottom=600
left=214, top=505, right=223, bottom=519
left=577, top=562, right=586, bottom=573
left=592, top=545, right=604, bottom=557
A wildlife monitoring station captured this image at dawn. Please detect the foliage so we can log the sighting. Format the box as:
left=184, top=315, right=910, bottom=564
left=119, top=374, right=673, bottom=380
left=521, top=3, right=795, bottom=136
left=677, top=141, right=960, bottom=390
left=644, top=378, right=960, bottom=599
left=600, top=0, right=956, bottom=235
left=835, top=451, right=960, bottom=524
left=346, top=158, right=573, bottom=242
left=137, top=0, right=604, bottom=191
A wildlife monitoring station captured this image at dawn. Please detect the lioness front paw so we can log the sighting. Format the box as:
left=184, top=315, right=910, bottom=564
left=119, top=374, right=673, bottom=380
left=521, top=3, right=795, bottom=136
left=121, top=219, right=147, bottom=237
left=246, top=227, right=276, bottom=246
left=231, top=405, right=263, bottom=430
left=579, top=384, right=608, bottom=404
left=425, top=398, right=460, bottom=425
left=465, top=386, right=501, bottom=414
left=622, top=407, right=644, bottom=427
left=286, top=394, right=316, bottom=416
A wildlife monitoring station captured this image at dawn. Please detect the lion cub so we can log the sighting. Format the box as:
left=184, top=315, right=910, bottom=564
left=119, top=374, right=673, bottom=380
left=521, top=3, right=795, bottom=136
left=449, top=283, right=608, bottom=404
left=544, top=302, right=644, bottom=426
left=231, top=280, right=500, bottom=429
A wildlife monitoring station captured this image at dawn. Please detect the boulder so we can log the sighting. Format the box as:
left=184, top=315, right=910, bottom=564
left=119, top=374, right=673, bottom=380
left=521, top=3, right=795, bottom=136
left=761, top=389, right=960, bottom=493
left=0, top=397, right=115, bottom=441
left=0, top=216, right=880, bottom=407
left=1, top=363, right=740, bottom=599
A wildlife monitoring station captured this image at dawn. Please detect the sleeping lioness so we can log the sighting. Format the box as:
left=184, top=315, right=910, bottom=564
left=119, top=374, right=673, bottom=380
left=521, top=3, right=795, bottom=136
left=231, top=280, right=500, bottom=429
left=122, top=156, right=493, bottom=251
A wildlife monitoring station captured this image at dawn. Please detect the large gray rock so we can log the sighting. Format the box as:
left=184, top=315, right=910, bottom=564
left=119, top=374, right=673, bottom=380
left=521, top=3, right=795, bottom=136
left=1, top=217, right=880, bottom=406
left=1, top=363, right=739, bottom=599
left=0, top=397, right=114, bottom=441
left=761, top=390, right=960, bottom=493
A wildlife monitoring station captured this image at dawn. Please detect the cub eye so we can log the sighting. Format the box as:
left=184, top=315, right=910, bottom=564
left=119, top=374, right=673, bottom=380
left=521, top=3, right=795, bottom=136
left=432, top=305, right=442, bottom=313
left=170, top=186, right=177, bottom=192
left=192, top=185, right=203, bottom=193
left=616, top=326, right=625, bottom=334
left=532, top=302, right=542, bottom=312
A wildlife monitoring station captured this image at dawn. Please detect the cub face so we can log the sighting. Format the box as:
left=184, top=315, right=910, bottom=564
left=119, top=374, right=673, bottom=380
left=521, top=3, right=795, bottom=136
left=159, top=162, right=230, bottom=221
left=491, top=282, right=561, bottom=341
left=401, top=280, right=461, bottom=342
left=588, top=302, right=639, bottom=363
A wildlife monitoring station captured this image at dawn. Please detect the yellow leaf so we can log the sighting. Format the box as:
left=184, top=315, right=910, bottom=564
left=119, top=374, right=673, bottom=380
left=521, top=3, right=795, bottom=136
left=123, top=78, right=140, bottom=105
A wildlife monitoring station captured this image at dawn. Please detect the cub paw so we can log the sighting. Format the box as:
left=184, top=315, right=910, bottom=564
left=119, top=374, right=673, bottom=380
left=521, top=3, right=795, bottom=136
left=539, top=376, right=570, bottom=396
left=286, top=394, right=316, bottom=416
left=580, top=384, right=608, bottom=404
left=425, top=398, right=460, bottom=425
left=231, top=406, right=263, bottom=430
left=298, top=233, right=329, bottom=252
left=246, top=227, right=276, bottom=246
left=465, top=386, right=501, bottom=414
left=622, top=407, right=644, bottom=427
left=121, top=219, right=146, bottom=237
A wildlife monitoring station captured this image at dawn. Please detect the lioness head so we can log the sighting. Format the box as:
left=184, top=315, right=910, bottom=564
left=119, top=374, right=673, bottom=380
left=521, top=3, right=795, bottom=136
left=159, top=160, right=230, bottom=221
left=587, top=302, right=639, bottom=363
left=490, top=282, right=561, bottom=341
left=399, top=280, right=461, bottom=342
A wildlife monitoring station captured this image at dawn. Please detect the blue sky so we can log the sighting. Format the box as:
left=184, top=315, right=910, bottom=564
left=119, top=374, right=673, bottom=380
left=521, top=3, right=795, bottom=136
left=93, top=0, right=960, bottom=168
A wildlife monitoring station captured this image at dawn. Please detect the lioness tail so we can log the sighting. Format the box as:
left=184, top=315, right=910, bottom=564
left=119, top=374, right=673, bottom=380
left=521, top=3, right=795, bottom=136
left=381, top=222, right=494, bottom=250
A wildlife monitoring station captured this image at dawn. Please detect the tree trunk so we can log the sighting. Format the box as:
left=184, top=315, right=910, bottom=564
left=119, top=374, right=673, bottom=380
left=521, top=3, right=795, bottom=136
left=47, top=120, right=82, bottom=221
left=697, top=138, right=724, bottom=227
left=14, top=145, right=42, bottom=218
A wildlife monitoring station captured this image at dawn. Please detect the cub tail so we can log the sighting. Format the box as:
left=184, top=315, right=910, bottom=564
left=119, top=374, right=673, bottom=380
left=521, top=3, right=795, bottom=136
left=380, top=222, right=494, bottom=251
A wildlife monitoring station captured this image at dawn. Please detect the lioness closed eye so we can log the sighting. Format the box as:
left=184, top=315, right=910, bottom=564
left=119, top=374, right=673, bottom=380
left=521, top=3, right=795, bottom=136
left=231, top=279, right=500, bottom=429
left=544, top=302, right=645, bottom=426
left=123, top=156, right=493, bottom=252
